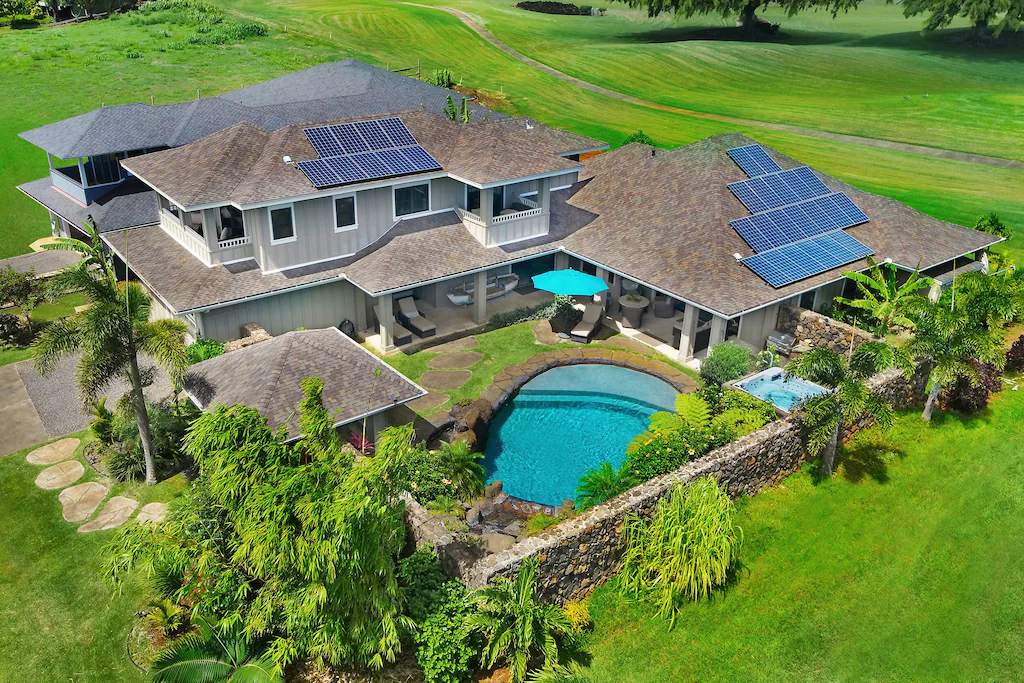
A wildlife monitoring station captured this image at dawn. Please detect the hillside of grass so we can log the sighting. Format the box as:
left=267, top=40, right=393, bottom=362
left=585, top=388, right=1024, bottom=681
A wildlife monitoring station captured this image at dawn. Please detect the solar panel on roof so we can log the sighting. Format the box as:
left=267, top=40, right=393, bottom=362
left=741, top=230, right=873, bottom=288
left=379, top=117, right=417, bottom=146
left=354, top=120, right=392, bottom=150
left=728, top=166, right=831, bottom=214
left=727, top=145, right=782, bottom=177
left=731, top=192, right=869, bottom=252
left=297, top=117, right=442, bottom=189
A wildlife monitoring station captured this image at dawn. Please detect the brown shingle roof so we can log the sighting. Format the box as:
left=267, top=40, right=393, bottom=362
left=183, top=327, right=424, bottom=439
left=121, top=110, right=603, bottom=208
left=561, top=133, right=1000, bottom=317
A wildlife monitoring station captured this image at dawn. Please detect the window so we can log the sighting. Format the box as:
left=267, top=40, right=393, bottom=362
left=218, top=206, right=245, bottom=242
left=394, top=183, right=429, bottom=217
left=84, top=152, right=124, bottom=186
left=185, top=210, right=204, bottom=238
left=491, top=187, right=504, bottom=213
left=334, top=195, right=357, bottom=232
left=159, top=194, right=180, bottom=221
left=269, top=205, right=295, bottom=244
left=466, top=186, right=480, bottom=213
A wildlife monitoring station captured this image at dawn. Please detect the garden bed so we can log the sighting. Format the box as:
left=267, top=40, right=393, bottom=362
left=516, top=1, right=601, bottom=15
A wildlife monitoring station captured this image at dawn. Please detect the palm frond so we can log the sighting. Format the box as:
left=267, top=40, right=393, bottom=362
left=31, top=315, right=83, bottom=377
left=137, top=317, right=190, bottom=385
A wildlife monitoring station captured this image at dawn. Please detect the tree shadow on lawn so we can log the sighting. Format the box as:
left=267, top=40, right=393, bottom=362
left=615, top=25, right=861, bottom=47
left=835, top=441, right=907, bottom=485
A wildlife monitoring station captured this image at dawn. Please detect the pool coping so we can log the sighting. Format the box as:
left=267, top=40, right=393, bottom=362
left=448, top=347, right=697, bottom=517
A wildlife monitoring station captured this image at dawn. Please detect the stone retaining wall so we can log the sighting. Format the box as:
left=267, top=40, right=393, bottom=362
left=456, top=364, right=928, bottom=604
left=776, top=305, right=880, bottom=355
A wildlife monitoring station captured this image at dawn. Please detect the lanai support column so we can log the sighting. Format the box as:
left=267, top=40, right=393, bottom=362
left=554, top=252, right=569, bottom=270
left=377, top=295, right=396, bottom=353
left=354, top=290, right=368, bottom=333
left=77, top=158, right=88, bottom=188
left=473, top=270, right=488, bottom=324
left=709, top=315, right=728, bottom=349
left=609, top=273, right=621, bottom=315
left=595, top=267, right=608, bottom=306
left=677, top=305, right=698, bottom=362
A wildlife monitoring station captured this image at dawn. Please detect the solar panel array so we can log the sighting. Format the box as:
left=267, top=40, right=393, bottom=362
left=726, top=144, right=782, bottom=177
left=728, top=166, right=831, bottom=214
left=730, top=192, right=869, bottom=253
left=741, top=231, right=874, bottom=288
left=296, top=117, right=441, bottom=189
left=726, top=144, right=874, bottom=288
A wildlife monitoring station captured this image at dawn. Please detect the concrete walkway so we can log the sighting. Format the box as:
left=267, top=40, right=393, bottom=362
left=0, top=365, right=49, bottom=457
left=400, top=2, right=1024, bottom=171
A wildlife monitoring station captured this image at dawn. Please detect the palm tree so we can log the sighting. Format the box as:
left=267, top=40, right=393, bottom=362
left=787, top=341, right=911, bottom=476
left=33, top=219, right=188, bottom=485
left=575, top=462, right=635, bottom=510
left=466, top=557, right=573, bottom=683
left=149, top=616, right=282, bottom=683
left=948, top=269, right=1024, bottom=331
left=834, top=257, right=931, bottom=335
left=904, top=303, right=1004, bottom=421
left=437, top=439, right=486, bottom=499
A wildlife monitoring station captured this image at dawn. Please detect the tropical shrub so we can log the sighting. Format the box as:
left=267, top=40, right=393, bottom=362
left=489, top=301, right=554, bottom=329
left=527, top=662, right=593, bottom=683
left=699, top=342, right=753, bottom=386
left=940, top=358, right=1001, bottom=414
left=561, top=600, right=591, bottom=632
left=619, top=477, right=742, bottom=620
left=428, top=68, right=456, bottom=89
left=1006, top=335, right=1024, bottom=372
left=102, top=400, right=196, bottom=482
left=716, top=388, right=778, bottom=428
left=416, top=581, right=478, bottom=683
left=622, top=130, right=657, bottom=146
left=401, top=433, right=485, bottom=504
left=974, top=212, right=1013, bottom=239
left=575, top=461, right=635, bottom=510
left=187, top=337, right=224, bottom=364
left=834, top=256, right=931, bottom=335
left=88, top=396, right=116, bottom=446
left=104, top=378, right=419, bottom=671
left=144, top=598, right=184, bottom=638
left=622, top=426, right=721, bottom=481
left=398, top=546, right=448, bottom=622
left=0, top=264, right=44, bottom=334
left=466, top=557, right=574, bottom=683
left=149, top=616, right=282, bottom=683
left=525, top=512, right=565, bottom=536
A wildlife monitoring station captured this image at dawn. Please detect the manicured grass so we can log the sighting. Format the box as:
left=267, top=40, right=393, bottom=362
left=0, top=345, right=34, bottom=366
left=9, top=291, right=88, bottom=322
left=380, top=322, right=697, bottom=414
left=432, top=0, right=1024, bottom=161
left=584, top=388, right=1024, bottom=681
left=0, top=432, right=184, bottom=683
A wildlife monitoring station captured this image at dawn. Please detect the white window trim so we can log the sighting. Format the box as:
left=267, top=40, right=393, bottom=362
left=268, top=203, right=297, bottom=245
left=332, top=193, right=359, bottom=233
left=392, top=180, right=431, bottom=220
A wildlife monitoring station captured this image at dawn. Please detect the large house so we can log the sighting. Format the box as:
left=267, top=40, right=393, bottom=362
left=17, top=59, right=999, bottom=366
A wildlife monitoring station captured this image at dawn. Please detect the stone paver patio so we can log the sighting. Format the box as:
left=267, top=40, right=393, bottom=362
left=79, top=496, right=139, bottom=533
left=35, top=460, right=85, bottom=490
left=427, top=336, right=479, bottom=353
left=26, top=437, right=81, bottom=465
left=58, top=482, right=109, bottom=522
left=407, top=392, right=449, bottom=413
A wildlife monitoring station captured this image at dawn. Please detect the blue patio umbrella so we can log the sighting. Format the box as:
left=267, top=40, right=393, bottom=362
left=531, top=269, right=609, bottom=297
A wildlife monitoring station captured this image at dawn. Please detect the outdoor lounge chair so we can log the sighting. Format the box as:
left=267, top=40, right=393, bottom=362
left=373, top=305, right=413, bottom=346
left=570, top=302, right=604, bottom=343
left=397, top=297, right=436, bottom=338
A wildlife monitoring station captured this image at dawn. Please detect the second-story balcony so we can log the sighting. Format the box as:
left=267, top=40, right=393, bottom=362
left=454, top=186, right=550, bottom=248
left=50, top=154, right=126, bottom=205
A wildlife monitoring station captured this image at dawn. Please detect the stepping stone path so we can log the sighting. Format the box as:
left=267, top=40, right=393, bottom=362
left=407, top=391, right=449, bottom=413
left=137, top=502, right=169, bottom=525
left=79, top=496, right=138, bottom=533
left=419, top=370, right=472, bottom=391
left=35, top=460, right=84, bottom=490
left=428, top=351, right=483, bottom=369
left=26, top=437, right=80, bottom=465
left=428, top=336, right=479, bottom=353
left=59, top=482, right=109, bottom=522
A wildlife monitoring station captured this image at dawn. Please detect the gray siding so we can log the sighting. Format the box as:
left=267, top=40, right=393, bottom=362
left=738, top=304, right=779, bottom=349
left=484, top=212, right=548, bottom=247
left=505, top=179, right=539, bottom=201
left=431, top=177, right=463, bottom=211
left=199, top=280, right=359, bottom=341
left=550, top=171, right=579, bottom=189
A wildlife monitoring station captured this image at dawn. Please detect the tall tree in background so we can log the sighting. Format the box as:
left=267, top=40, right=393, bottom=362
left=613, top=0, right=862, bottom=32
left=899, top=0, right=1017, bottom=41
left=32, top=219, right=189, bottom=485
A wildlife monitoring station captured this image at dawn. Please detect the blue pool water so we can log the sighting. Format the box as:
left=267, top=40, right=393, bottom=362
left=483, top=364, right=678, bottom=506
left=735, top=368, right=827, bottom=411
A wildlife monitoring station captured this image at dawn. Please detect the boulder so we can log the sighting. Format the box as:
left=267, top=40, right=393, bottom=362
left=482, top=533, right=517, bottom=554
left=502, top=521, right=524, bottom=537
left=451, top=429, right=477, bottom=451
left=485, top=480, right=503, bottom=498
left=466, top=506, right=481, bottom=526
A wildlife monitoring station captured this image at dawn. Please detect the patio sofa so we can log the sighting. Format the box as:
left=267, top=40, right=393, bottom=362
left=373, top=305, right=413, bottom=346
left=570, top=301, right=604, bottom=343
left=397, top=297, right=436, bottom=338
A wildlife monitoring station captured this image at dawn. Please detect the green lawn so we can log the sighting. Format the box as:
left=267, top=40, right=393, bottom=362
left=0, top=292, right=91, bottom=368
left=0, top=433, right=186, bottom=683
left=380, top=322, right=697, bottom=414
left=585, top=388, right=1024, bottom=681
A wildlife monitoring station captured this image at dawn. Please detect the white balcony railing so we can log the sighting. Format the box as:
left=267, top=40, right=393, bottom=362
left=492, top=207, right=543, bottom=224
left=454, top=205, right=486, bottom=227
left=518, top=195, right=539, bottom=209
left=217, top=236, right=252, bottom=249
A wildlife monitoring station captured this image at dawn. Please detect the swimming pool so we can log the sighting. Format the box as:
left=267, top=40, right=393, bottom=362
left=734, top=368, right=827, bottom=412
left=483, top=364, right=678, bottom=507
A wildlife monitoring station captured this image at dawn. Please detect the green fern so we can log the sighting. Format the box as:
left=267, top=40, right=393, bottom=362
left=711, top=407, right=770, bottom=437
left=674, top=393, right=711, bottom=429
